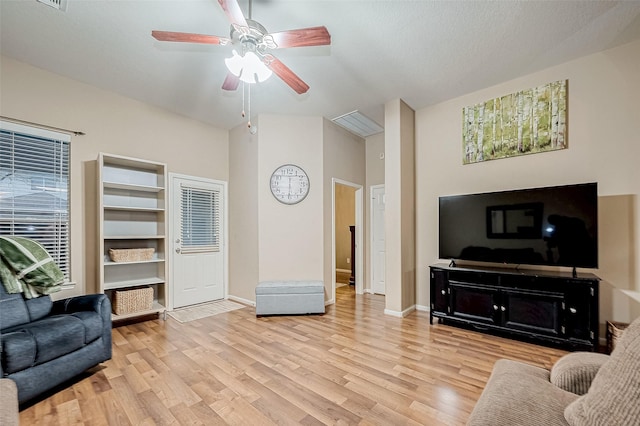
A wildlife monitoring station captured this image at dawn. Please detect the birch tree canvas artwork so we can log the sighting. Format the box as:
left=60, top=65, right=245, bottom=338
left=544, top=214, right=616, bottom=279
left=463, top=80, right=567, bottom=164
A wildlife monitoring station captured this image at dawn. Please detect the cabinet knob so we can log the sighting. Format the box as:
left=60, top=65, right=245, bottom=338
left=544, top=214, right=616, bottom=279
left=569, top=307, right=577, bottom=314
left=175, top=248, right=181, bottom=254
left=441, top=290, right=446, bottom=295
left=501, top=306, right=506, bottom=312
left=493, top=304, right=499, bottom=311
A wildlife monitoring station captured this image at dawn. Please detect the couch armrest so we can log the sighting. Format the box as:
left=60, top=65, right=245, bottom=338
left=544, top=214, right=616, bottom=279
left=51, top=293, right=110, bottom=316
left=468, top=359, right=578, bottom=426
left=51, top=293, right=112, bottom=360
left=550, top=352, right=610, bottom=395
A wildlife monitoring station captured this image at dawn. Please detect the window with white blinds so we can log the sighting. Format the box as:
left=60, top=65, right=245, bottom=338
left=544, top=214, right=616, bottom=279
left=180, top=185, right=220, bottom=253
left=0, top=121, right=71, bottom=279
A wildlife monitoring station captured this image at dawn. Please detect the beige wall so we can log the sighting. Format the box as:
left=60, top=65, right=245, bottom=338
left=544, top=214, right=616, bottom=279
left=258, top=115, right=325, bottom=284
left=228, top=119, right=259, bottom=303
left=384, top=99, right=416, bottom=315
left=323, top=118, right=366, bottom=299
left=366, top=133, right=385, bottom=188
left=364, top=132, right=385, bottom=291
left=416, top=39, right=640, bottom=323
left=335, top=184, right=356, bottom=271
left=228, top=115, right=364, bottom=303
left=0, top=56, right=229, bottom=299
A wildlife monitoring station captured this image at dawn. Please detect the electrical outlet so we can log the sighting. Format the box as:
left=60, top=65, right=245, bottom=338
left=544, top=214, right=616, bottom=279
left=346, top=258, right=350, bottom=264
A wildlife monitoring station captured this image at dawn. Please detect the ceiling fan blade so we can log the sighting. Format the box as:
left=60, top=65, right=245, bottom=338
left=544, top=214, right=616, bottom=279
left=152, top=30, right=229, bottom=45
left=222, top=73, right=240, bottom=91
left=268, top=26, right=331, bottom=48
left=264, top=56, right=309, bottom=94
left=218, top=0, right=248, bottom=27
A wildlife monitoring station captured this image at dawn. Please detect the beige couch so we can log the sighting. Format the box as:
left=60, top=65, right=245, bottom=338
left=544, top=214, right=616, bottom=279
left=0, top=379, right=19, bottom=426
left=468, top=316, right=640, bottom=426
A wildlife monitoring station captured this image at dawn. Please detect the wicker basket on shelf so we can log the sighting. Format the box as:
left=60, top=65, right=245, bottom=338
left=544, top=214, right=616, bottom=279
left=112, top=287, right=154, bottom=315
left=108, top=248, right=155, bottom=262
left=606, top=320, right=629, bottom=354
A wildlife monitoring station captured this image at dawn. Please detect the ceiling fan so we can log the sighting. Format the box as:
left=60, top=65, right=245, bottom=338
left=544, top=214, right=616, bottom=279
left=151, top=0, right=331, bottom=94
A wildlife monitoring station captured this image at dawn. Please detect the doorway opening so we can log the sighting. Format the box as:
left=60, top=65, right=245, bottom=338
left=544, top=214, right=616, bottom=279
left=332, top=179, right=363, bottom=304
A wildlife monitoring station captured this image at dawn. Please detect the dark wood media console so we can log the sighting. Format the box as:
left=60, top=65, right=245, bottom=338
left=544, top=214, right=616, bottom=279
left=430, top=263, right=599, bottom=351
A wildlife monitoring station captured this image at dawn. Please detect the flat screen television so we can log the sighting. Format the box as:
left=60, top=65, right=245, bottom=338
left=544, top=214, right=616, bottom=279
left=439, top=182, right=598, bottom=269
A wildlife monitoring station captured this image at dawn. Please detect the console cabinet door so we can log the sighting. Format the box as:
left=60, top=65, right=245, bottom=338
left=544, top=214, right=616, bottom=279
left=564, top=281, right=598, bottom=344
left=430, top=268, right=449, bottom=315
left=449, top=281, right=499, bottom=325
left=501, top=288, right=564, bottom=337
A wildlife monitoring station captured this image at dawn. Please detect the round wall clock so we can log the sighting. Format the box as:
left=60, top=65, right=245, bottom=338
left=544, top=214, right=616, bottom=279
left=270, top=164, right=310, bottom=205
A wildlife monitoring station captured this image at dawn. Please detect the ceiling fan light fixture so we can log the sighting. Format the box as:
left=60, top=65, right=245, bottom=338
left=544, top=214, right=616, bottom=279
left=225, top=50, right=272, bottom=84
left=153, top=0, right=330, bottom=94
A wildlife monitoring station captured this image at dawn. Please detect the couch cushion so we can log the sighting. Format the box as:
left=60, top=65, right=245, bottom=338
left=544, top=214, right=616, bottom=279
left=25, top=295, right=53, bottom=322
left=0, top=286, right=30, bottom=330
left=564, top=316, right=640, bottom=425
left=66, top=311, right=103, bottom=344
left=1, top=330, right=36, bottom=374
left=551, top=352, right=610, bottom=395
left=0, top=282, right=52, bottom=329
left=2, top=316, right=86, bottom=373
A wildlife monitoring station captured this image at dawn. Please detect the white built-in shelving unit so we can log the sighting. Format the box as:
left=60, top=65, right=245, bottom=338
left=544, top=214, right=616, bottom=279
left=97, top=153, right=168, bottom=320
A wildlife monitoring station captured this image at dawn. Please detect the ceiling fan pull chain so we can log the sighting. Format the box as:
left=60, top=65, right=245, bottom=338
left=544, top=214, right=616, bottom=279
left=241, top=81, right=246, bottom=118
left=247, top=83, right=252, bottom=128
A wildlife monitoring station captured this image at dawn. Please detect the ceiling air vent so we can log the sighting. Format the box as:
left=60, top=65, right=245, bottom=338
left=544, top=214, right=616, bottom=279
left=37, top=0, right=67, bottom=11
left=331, top=110, right=384, bottom=138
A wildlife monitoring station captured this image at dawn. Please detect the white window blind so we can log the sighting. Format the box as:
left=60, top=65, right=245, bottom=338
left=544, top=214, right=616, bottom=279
left=180, top=185, right=220, bottom=254
left=0, top=121, right=71, bottom=279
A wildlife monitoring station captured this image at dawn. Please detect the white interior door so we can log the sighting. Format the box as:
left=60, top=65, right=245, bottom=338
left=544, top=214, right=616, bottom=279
left=371, top=185, right=385, bottom=295
left=170, top=175, right=226, bottom=308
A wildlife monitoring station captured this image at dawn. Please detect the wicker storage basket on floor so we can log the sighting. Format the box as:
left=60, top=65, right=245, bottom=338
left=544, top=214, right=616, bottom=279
left=606, top=320, right=629, bottom=354
left=112, top=287, right=154, bottom=315
left=108, top=248, right=155, bottom=262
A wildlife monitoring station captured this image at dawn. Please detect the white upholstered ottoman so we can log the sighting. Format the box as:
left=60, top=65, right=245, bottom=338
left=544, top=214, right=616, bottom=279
left=255, top=281, right=325, bottom=316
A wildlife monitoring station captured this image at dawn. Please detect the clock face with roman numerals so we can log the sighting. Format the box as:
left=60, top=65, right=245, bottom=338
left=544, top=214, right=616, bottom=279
left=269, top=164, right=309, bottom=205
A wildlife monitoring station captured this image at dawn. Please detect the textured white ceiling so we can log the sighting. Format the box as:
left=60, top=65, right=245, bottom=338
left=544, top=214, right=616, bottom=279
left=2, top=0, right=640, bottom=130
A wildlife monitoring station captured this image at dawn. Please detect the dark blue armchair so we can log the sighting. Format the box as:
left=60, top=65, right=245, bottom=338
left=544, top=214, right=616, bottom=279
left=0, top=282, right=112, bottom=404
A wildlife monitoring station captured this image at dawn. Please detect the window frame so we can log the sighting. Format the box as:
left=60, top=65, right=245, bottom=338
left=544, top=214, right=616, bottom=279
left=0, top=120, right=72, bottom=281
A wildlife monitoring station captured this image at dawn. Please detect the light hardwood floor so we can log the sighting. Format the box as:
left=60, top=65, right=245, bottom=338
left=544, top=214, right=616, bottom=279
left=20, top=286, right=567, bottom=425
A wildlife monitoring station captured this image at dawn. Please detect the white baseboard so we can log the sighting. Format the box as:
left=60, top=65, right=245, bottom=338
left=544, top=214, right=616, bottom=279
left=415, top=304, right=430, bottom=312
left=384, top=304, right=416, bottom=318
left=335, top=269, right=351, bottom=284
left=227, top=295, right=255, bottom=307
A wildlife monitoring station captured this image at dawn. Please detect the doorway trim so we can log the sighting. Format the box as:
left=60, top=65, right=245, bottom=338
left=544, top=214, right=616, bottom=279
left=331, top=178, right=364, bottom=304
left=168, top=172, right=229, bottom=310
